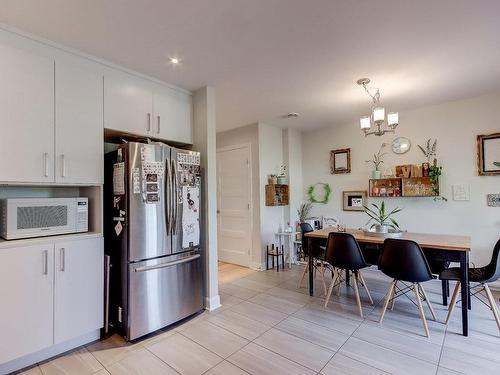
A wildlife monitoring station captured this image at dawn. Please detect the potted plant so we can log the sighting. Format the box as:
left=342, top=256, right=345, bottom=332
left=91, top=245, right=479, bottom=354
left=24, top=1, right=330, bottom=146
left=268, top=174, right=278, bottom=185
left=363, top=201, right=402, bottom=233
left=418, top=138, right=447, bottom=201
left=297, top=202, right=312, bottom=223
left=366, top=143, right=387, bottom=179
left=277, top=164, right=288, bottom=184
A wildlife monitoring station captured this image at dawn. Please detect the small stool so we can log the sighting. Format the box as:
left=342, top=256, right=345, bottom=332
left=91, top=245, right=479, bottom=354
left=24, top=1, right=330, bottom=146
left=266, top=244, right=285, bottom=272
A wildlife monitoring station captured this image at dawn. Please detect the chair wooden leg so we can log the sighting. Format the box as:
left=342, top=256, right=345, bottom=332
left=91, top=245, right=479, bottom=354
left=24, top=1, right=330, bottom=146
left=419, top=284, right=437, bottom=321
left=324, top=269, right=338, bottom=307
left=414, top=283, right=430, bottom=338
left=358, top=271, right=374, bottom=305
left=298, top=264, right=308, bottom=288
left=484, top=284, right=500, bottom=330
left=390, top=281, right=397, bottom=310
left=352, top=271, right=363, bottom=318
left=379, top=280, right=396, bottom=324
left=320, top=262, right=327, bottom=295
left=445, top=281, right=461, bottom=325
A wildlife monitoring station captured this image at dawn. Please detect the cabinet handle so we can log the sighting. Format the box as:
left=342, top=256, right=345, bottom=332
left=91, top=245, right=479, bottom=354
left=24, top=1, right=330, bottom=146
left=61, top=154, right=66, bottom=178
left=59, top=248, right=65, bottom=271
left=147, top=113, right=152, bottom=132
left=43, top=153, right=49, bottom=177
left=157, top=115, right=161, bottom=134
left=42, top=250, right=48, bottom=275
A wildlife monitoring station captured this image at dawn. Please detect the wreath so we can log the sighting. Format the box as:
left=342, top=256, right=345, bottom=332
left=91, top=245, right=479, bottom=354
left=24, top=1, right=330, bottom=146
left=308, top=183, right=332, bottom=204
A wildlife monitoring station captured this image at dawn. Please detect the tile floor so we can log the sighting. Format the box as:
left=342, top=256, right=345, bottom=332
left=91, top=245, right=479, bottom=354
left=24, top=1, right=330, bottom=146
left=17, top=263, right=500, bottom=375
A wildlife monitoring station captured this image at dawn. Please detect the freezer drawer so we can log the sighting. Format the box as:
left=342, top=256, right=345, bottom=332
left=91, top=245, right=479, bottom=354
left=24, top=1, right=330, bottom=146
left=128, top=251, right=203, bottom=340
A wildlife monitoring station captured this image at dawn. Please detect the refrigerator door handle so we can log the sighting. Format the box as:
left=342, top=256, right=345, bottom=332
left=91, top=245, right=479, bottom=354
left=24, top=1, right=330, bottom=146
left=134, top=254, right=200, bottom=272
left=165, top=160, right=171, bottom=236
left=171, top=159, right=179, bottom=234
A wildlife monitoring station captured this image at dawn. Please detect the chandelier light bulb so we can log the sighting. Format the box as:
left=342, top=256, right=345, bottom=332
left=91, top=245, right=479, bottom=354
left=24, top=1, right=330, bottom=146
left=372, top=106, right=385, bottom=124
left=388, top=112, right=399, bottom=127
left=360, top=116, right=371, bottom=130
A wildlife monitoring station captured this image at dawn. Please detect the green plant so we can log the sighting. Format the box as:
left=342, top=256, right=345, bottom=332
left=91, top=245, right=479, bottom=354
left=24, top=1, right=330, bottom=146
left=428, top=165, right=447, bottom=201
left=297, top=202, right=313, bottom=223
left=494, top=162, right=500, bottom=168
left=307, top=183, right=332, bottom=204
left=363, top=201, right=402, bottom=230
left=418, top=138, right=437, bottom=163
left=365, top=143, right=387, bottom=171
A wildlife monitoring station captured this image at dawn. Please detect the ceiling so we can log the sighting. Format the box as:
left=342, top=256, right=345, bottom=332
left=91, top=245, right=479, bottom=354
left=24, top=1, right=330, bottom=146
left=1, top=0, right=500, bottom=132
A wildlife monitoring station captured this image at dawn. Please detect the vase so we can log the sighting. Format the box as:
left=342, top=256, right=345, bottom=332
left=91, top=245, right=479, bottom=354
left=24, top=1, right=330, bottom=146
left=277, top=176, right=288, bottom=185
left=372, top=170, right=381, bottom=179
left=373, top=224, right=389, bottom=233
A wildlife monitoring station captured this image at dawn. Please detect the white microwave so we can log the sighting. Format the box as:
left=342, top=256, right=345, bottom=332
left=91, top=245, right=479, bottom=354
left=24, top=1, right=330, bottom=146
left=0, top=198, right=88, bottom=240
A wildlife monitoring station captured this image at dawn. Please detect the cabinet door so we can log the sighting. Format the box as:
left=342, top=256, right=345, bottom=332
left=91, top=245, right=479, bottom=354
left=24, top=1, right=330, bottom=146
left=55, top=62, right=104, bottom=184
left=54, top=237, right=104, bottom=344
left=0, top=43, right=54, bottom=183
left=153, top=87, right=193, bottom=144
left=104, top=72, right=153, bottom=136
left=0, top=244, right=54, bottom=363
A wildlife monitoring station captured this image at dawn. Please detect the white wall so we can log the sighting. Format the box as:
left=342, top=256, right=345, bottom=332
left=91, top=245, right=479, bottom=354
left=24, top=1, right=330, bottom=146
left=193, top=86, right=220, bottom=311
left=283, top=128, right=304, bottom=226
left=302, top=92, right=500, bottom=267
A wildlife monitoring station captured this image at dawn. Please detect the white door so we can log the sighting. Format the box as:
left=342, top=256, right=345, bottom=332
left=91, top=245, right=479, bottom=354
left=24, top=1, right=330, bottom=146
left=54, top=237, right=104, bottom=344
left=153, top=86, right=193, bottom=144
left=0, top=244, right=54, bottom=363
left=55, top=62, right=104, bottom=184
left=217, top=145, right=252, bottom=266
left=104, top=71, right=153, bottom=136
left=0, top=42, right=54, bottom=183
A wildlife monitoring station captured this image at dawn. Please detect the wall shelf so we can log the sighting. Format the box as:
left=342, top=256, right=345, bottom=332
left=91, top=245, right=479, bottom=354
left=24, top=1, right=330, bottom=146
left=369, top=177, right=438, bottom=198
left=265, top=184, right=289, bottom=206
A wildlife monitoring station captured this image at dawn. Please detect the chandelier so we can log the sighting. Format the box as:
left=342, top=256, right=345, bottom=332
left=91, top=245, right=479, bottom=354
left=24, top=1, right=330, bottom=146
left=357, top=78, right=398, bottom=136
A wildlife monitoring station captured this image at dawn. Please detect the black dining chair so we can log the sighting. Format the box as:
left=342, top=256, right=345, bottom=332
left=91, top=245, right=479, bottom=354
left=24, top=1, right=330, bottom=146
left=440, top=238, right=500, bottom=330
left=323, top=232, right=373, bottom=317
left=297, top=223, right=328, bottom=294
left=378, top=238, right=437, bottom=337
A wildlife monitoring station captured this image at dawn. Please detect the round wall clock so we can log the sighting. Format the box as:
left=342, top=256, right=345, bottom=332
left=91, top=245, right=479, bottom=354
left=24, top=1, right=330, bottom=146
left=391, top=137, right=411, bottom=154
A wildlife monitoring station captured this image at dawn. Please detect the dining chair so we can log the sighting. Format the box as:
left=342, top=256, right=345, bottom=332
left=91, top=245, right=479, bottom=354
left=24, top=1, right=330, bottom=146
left=323, top=232, right=373, bottom=317
left=440, top=238, right=500, bottom=331
left=378, top=238, right=437, bottom=337
left=297, top=222, right=328, bottom=294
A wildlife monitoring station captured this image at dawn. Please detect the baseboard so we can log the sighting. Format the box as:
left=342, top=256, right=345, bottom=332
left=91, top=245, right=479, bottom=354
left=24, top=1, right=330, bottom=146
left=490, top=280, right=500, bottom=292
left=0, top=329, right=100, bottom=375
left=204, top=294, right=221, bottom=311
left=250, top=261, right=265, bottom=271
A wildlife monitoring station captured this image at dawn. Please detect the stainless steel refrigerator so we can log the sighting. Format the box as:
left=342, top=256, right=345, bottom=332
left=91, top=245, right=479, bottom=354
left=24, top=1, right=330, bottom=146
left=104, top=142, right=203, bottom=341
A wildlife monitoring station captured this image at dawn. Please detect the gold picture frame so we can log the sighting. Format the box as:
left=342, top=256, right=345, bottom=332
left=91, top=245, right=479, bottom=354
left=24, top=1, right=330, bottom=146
left=477, top=133, right=500, bottom=176
left=330, top=148, right=351, bottom=174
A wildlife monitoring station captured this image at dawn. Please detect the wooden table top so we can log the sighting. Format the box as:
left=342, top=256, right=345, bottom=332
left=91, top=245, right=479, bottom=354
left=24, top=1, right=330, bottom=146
left=305, top=228, right=471, bottom=251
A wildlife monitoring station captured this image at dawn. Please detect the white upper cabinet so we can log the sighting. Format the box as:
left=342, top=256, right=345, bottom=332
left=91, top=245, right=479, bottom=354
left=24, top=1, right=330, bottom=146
left=153, top=86, right=193, bottom=144
left=103, top=71, right=154, bottom=136
left=55, top=62, right=104, bottom=184
left=0, top=244, right=54, bottom=364
left=0, top=43, right=54, bottom=183
left=54, top=237, right=104, bottom=344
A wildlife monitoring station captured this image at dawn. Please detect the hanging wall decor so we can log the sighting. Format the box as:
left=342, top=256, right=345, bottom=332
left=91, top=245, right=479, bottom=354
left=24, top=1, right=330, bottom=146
left=487, top=194, right=500, bottom=207
left=477, top=133, right=500, bottom=176
left=330, top=148, right=351, bottom=174
left=308, top=183, right=332, bottom=204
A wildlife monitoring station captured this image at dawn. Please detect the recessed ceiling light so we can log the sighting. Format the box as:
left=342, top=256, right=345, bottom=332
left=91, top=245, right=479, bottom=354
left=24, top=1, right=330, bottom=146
left=170, top=57, right=180, bottom=64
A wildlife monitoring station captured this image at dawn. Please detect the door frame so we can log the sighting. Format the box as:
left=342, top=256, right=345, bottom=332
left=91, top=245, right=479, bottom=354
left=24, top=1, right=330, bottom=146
left=216, top=143, right=253, bottom=267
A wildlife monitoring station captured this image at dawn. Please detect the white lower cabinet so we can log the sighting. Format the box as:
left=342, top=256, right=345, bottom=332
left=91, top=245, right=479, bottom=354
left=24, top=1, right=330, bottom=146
left=0, top=244, right=54, bottom=364
left=54, top=237, right=104, bottom=344
left=0, top=236, right=104, bottom=365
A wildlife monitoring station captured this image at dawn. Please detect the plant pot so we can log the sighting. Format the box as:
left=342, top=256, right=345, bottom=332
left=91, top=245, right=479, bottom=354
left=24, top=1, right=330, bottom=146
left=372, top=170, right=381, bottom=179
left=268, top=176, right=277, bottom=185
left=373, top=224, right=389, bottom=233
left=277, top=176, right=288, bottom=185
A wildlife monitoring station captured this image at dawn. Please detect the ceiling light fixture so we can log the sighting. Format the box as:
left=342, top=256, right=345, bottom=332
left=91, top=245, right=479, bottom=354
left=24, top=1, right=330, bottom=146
left=170, top=57, right=180, bottom=64
left=357, top=78, right=398, bottom=137
left=286, top=112, right=300, bottom=118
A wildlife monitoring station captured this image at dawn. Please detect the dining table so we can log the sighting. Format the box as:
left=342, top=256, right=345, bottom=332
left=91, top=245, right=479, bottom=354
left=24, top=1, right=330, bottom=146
left=305, top=228, right=472, bottom=336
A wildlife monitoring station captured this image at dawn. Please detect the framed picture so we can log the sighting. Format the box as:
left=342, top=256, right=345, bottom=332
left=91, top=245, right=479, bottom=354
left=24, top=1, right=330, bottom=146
left=343, top=190, right=367, bottom=211
left=477, top=133, right=500, bottom=176
left=487, top=194, right=500, bottom=207
left=330, top=148, right=351, bottom=174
